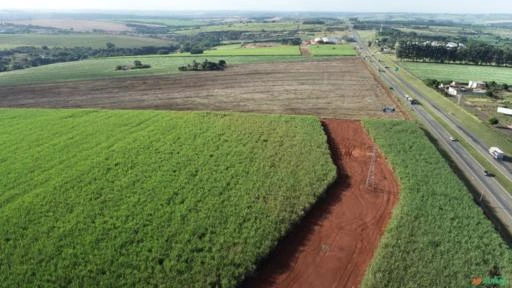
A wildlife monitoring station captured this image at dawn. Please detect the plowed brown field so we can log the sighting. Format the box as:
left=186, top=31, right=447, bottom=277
left=243, top=120, right=399, bottom=288
left=0, top=58, right=404, bottom=119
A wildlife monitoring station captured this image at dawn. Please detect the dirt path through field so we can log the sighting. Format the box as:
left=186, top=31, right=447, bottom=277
left=243, top=120, right=399, bottom=288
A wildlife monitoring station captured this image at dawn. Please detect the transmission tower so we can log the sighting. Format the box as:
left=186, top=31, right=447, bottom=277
left=366, top=144, right=377, bottom=191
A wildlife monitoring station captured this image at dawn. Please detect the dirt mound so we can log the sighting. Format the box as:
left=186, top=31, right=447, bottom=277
left=243, top=119, right=399, bottom=288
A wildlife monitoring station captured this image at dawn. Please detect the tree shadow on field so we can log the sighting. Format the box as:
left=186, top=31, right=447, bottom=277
left=240, top=121, right=352, bottom=288
left=420, top=127, right=512, bottom=247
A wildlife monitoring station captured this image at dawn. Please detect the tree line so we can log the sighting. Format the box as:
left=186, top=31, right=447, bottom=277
left=376, top=28, right=460, bottom=49
left=0, top=44, right=180, bottom=72
left=115, top=60, right=151, bottom=71
left=396, top=40, right=512, bottom=66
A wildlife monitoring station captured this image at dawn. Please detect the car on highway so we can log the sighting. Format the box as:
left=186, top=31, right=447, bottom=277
left=449, top=136, right=457, bottom=141
left=484, top=170, right=494, bottom=177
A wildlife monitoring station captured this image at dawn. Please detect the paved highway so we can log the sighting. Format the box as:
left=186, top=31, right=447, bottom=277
left=352, top=30, right=512, bottom=232
left=382, top=63, right=512, bottom=180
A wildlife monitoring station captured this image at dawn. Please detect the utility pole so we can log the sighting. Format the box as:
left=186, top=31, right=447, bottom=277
left=457, top=92, right=463, bottom=105
left=366, top=144, right=377, bottom=191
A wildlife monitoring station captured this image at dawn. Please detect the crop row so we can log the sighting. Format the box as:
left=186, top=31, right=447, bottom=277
left=362, top=120, right=512, bottom=287
left=0, top=109, right=336, bottom=287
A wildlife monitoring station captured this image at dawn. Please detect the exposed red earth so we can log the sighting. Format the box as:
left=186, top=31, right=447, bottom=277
left=243, top=119, right=399, bottom=288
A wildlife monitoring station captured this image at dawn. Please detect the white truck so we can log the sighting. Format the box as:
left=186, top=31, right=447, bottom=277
left=489, top=147, right=504, bottom=160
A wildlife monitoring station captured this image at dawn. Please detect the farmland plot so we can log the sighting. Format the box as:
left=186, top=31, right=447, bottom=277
left=0, top=58, right=404, bottom=119
left=8, top=19, right=131, bottom=32
left=401, top=62, right=512, bottom=83
left=362, top=120, right=512, bottom=288
left=0, top=33, right=170, bottom=49
left=309, top=44, right=357, bottom=56
left=0, top=109, right=336, bottom=287
left=245, top=120, right=399, bottom=288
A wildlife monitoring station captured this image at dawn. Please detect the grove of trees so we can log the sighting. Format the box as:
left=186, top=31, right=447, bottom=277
left=396, top=40, right=512, bottom=66
left=0, top=45, right=180, bottom=72
left=178, top=59, right=226, bottom=71
left=115, top=60, right=151, bottom=71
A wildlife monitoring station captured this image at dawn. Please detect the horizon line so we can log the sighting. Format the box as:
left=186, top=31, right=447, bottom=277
left=1, top=9, right=512, bottom=16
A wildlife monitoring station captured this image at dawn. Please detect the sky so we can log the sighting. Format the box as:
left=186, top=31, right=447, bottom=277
left=2, top=0, right=511, bottom=14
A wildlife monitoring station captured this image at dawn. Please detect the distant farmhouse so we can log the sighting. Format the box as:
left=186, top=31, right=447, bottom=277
left=422, top=41, right=465, bottom=49
left=439, top=80, right=487, bottom=96
left=311, top=37, right=338, bottom=44
left=468, top=81, right=487, bottom=93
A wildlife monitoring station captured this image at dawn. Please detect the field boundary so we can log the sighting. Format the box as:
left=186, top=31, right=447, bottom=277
left=362, top=60, right=410, bottom=120
left=244, top=119, right=399, bottom=288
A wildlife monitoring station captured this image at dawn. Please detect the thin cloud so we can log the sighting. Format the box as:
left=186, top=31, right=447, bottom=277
left=1, top=0, right=511, bottom=13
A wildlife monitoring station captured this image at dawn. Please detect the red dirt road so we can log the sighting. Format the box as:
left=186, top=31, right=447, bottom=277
left=243, top=120, right=399, bottom=288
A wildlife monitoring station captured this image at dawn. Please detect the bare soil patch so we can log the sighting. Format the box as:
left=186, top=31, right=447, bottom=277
left=0, top=58, right=404, bottom=119
left=243, top=119, right=399, bottom=288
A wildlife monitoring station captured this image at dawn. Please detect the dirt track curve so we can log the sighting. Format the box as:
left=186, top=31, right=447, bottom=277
left=243, top=119, right=399, bottom=288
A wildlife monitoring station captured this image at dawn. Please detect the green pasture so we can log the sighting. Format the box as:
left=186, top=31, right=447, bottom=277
left=120, top=18, right=205, bottom=27
left=0, top=33, right=169, bottom=49
left=309, top=44, right=357, bottom=56
left=174, top=22, right=321, bottom=35
left=0, top=55, right=305, bottom=86
left=178, top=44, right=301, bottom=56
left=401, top=62, right=512, bottom=84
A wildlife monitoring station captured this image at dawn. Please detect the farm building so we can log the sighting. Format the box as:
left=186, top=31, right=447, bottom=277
left=446, top=42, right=465, bottom=49
left=446, top=42, right=458, bottom=49
left=468, top=80, right=487, bottom=93
left=313, top=37, right=337, bottom=44
left=468, top=81, right=486, bottom=89
left=448, top=87, right=459, bottom=96
left=498, top=107, right=512, bottom=116
left=450, top=81, right=466, bottom=88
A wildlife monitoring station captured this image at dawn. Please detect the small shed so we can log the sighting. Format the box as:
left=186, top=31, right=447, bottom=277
left=468, top=81, right=486, bottom=89
left=498, top=107, right=512, bottom=116
left=448, top=87, right=459, bottom=96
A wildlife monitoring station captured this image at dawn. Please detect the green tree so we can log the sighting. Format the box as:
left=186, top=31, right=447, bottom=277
left=106, top=42, right=116, bottom=49
left=190, top=47, right=204, bottom=55
left=489, top=117, right=499, bottom=125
